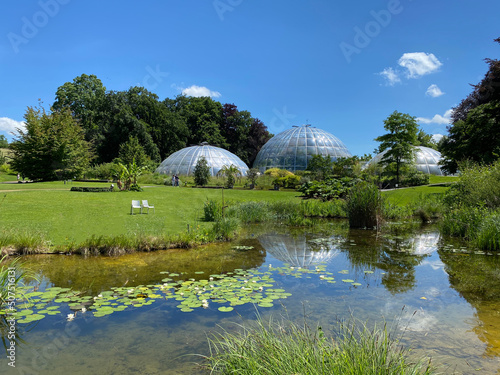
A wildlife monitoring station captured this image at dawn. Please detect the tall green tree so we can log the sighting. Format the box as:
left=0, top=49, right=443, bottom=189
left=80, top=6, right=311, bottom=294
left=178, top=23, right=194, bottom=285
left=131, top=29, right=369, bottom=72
left=375, top=111, right=418, bottom=186
left=440, top=101, right=500, bottom=173
left=10, top=107, right=94, bottom=181
left=193, top=156, right=211, bottom=186
left=0, top=135, right=8, bottom=148
left=118, top=136, right=149, bottom=168
left=441, top=37, right=500, bottom=173
left=415, top=129, right=437, bottom=149
left=164, top=95, right=225, bottom=147
left=53, top=74, right=107, bottom=144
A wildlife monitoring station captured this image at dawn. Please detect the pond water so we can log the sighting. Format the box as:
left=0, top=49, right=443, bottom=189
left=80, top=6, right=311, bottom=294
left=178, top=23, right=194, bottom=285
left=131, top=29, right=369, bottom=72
left=1, top=221, right=500, bottom=374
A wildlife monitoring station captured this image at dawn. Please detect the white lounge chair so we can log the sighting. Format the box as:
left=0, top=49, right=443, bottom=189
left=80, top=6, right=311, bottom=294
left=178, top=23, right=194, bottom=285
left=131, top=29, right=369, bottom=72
left=131, top=200, right=142, bottom=215
left=142, top=200, right=155, bottom=214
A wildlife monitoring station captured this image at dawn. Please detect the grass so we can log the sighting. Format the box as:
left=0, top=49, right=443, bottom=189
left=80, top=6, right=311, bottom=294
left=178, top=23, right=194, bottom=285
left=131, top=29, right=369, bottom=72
left=428, top=175, right=459, bottom=185
left=204, top=315, right=435, bottom=375
left=0, top=181, right=299, bottom=248
left=382, top=185, right=449, bottom=207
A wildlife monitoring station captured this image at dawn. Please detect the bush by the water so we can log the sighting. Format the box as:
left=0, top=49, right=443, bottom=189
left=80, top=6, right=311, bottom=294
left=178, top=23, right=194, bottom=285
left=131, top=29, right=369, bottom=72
left=346, top=182, right=381, bottom=228
left=298, top=177, right=357, bottom=201
left=205, top=316, right=435, bottom=375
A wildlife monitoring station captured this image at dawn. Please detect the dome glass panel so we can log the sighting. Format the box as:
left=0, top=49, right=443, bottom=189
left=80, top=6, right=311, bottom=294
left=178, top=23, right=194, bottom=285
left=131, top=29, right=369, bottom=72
left=365, top=146, right=446, bottom=176
left=155, top=144, right=249, bottom=176
left=253, top=125, right=351, bottom=172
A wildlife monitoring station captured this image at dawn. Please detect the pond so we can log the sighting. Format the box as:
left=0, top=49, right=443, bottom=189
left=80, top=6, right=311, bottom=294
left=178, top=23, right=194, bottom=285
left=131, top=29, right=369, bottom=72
left=1, top=221, right=500, bottom=374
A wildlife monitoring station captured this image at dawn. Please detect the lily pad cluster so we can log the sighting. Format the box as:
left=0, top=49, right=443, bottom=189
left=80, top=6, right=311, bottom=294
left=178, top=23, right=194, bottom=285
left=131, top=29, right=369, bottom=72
left=1, top=263, right=376, bottom=324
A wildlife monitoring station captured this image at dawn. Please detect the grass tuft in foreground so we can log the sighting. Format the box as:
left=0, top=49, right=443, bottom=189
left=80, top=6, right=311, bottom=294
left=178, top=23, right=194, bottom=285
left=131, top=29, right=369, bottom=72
left=204, top=315, right=435, bottom=375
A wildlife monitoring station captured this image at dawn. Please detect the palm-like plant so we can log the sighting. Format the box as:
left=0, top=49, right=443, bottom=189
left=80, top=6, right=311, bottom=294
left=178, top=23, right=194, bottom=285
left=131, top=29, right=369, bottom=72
left=217, top=164, right=241, bottom=189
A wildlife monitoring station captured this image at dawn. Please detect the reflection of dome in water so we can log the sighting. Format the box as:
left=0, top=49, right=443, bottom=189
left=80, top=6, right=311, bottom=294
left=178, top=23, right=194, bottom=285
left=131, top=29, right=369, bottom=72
left=155, top=143, right=249, bottom=176
left=365, top=146, right=446, bottom=176
left=253, top=125, right=351, bottom=172
left=259, top=233, right=339, bottom=267
left=411, top=232, right=440, bottom=255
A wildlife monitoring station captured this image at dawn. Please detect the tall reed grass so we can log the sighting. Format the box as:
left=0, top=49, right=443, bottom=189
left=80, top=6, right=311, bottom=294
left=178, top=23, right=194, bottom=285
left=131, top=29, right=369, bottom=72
left=346, top=182, right=381, bottom=229
left=204, top=315, right=435, bottom=375
left=475, top=210, right=500, bottom=251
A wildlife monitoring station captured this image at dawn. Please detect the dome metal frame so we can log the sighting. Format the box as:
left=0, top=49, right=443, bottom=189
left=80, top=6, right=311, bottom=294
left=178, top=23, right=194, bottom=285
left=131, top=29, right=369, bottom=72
left=155, top=143, right=249, bottom=177
left=253, top=125, right=351, bottom=172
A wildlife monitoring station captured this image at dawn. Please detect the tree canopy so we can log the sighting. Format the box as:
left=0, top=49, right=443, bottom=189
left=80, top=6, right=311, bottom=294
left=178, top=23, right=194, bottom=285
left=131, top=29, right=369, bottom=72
left=374, top=111, right=418, bottom=186
left=440, top=37, right=500, bottom=173
left=51, top=74, right=270, bottom=168
left=10, top=106, right=94, bottom=181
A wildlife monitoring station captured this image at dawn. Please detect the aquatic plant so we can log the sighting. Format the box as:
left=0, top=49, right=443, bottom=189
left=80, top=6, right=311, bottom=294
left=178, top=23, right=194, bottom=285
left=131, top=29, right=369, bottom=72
left=475, top=210, right=500, bottom=251
left=346, top=182, right=381, bottom=229
left=204, top=315, right=435, bottom=374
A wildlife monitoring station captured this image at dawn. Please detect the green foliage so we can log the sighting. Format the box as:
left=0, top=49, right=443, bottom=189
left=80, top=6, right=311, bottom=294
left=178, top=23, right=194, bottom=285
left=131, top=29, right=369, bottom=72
left=346, top=182, right=381, bottom=228
left=444, top=160, right=500, bottom=209
left=307, top=154, right=334, bottom=180
left=375, top=111, right=419, bottom=186
left=210, top=217, right=240, bottom=241
left=194, top=156, right=211, bottom=186
left=298, top=177, right=357, bottom=201
left=440, top=206, right=487, bottom=240
left=0, top=151, right=6, bottom=166
left=440, top=101, right=500, bottom=174
left=217, top=164, right=241, bottom=189
left=272, top=173, right=301, bottom=189
left=118, top=136, right=149, bottom=167
left=246, top=168, right=259, bottom=188
left=416, top=129, right=437, bottom=149
left=85, top=162, right=116, bottom=180
left=206, top=316, right=435, bottom=375
left=475, top=210, right=500, bottom=251
left=10, top=106, right=94, bottom=181
left=115, top=159, right=147, bottom=191
left=203, top=200, right=222, bottom=222
left=0, top=135, right=8, bottom=148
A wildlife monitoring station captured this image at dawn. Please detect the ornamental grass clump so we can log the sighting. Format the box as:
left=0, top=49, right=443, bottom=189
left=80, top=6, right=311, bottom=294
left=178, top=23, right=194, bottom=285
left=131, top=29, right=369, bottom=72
left=346, top=181, right=381, bottom=229
left=204, top=316, right=435, bottom=375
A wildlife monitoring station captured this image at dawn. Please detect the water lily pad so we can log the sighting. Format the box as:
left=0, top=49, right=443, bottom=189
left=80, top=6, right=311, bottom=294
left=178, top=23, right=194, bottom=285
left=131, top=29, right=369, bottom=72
left=218, top=306, right=234, bottom=312
left=258, top=302, right=273, bottom=308
left=351, top=283, right=362, bottom=286
left=342, top=279, right=355, bottom=283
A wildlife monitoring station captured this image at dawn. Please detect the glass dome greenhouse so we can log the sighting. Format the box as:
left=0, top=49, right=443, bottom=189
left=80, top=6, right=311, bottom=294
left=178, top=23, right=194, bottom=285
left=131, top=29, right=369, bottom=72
left=365, top=146, right=446, bottom=176
left=155, top=143, right=249, bottom=176
left=253, top=125, right=351, bottom=172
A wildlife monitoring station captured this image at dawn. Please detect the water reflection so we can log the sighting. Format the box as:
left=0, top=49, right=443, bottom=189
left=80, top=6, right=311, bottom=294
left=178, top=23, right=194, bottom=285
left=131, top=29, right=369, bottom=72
left=259, top=233, right=340, bottom=267
left=438, top=248, right=500, bottom=357
left=20, top=242, right=266, bottom=294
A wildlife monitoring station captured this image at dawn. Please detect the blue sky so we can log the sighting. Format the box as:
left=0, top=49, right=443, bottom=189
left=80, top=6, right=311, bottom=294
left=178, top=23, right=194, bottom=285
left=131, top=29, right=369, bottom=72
left=1, top=0, right=499, bottom=157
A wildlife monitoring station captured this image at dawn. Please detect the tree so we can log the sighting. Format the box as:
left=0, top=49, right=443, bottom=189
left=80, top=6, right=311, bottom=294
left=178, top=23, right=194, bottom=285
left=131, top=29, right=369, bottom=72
left=307, top=154, right=334, bottom=180
left=374, top=111, right=418, bottom=187
left=440, top=101, right=500, bottom=173
left=53, top=74, right=107, bottom=145
left=451, top=37, right=500, bottom=123
left=246, top=118, right=272, bottom=166
left=194, top=156, right=211, bottom=186
left=118, top=136, right=149, bottom=168
left=217, top=164, right=241, bottom=188
left=0, top=135, right=8, bottom=148
left=441, top=37, right=500, bottom=173
left=10, top=106, right=93, bottom=181
left=415, top=129, right=437, bottom=149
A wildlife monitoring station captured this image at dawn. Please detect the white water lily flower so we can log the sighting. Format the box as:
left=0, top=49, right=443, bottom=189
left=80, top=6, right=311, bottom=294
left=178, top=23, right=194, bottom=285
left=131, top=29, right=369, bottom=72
left=209, top=277, right=214, bottom=281
left=81, top=307, right=87, bottom=313
left=67, top=313, right=75, bottom=321
left=127, top=289, right=134, bottom=294
left=98, top=294, right=103, bottom=298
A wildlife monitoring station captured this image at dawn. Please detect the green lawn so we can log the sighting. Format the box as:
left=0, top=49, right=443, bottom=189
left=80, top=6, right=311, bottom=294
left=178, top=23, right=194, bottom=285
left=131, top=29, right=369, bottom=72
left=428, top=175, right=459, bottom=185
left=0, top=181, right=299, bottom=246
left=382, top=185, right=449, bottom=206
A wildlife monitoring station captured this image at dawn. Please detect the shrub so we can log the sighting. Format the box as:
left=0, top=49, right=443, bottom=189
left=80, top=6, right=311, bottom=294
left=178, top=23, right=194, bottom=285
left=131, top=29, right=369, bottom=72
left=298, top=177, right=356, bottom=201
left=204, top=200, right=222, bottom=222
left=194, top=156, right=211, bottom=186
left=272, top=174, right=301, bottom=189
left=475, top=210, right=500, bottom=251
left=346, top=182, right=381, bottom=228
left=210, top=217, right=240, bottom=241
left=205, top=316, right=435, bottom=375
left=440, top=206, right=487, bottom=240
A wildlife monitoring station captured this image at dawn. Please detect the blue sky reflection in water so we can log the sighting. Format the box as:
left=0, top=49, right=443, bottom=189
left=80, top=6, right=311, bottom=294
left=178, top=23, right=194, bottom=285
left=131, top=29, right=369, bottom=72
left=1, top=223, right=500, bottom=374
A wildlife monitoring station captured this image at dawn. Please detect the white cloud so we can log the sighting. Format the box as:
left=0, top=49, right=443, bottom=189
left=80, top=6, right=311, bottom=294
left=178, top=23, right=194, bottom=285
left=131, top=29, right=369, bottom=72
left=379, top=67, right=401, bottom=86
left=426, top=84, right=444, bottom=97
left=432, top=133, right=444, bottom=142
left=181, top=85, right=221, bottom=98
left=416, top=109, right=452, bottom=125
left=398, top=52, right=442, bottom=78
left=0, top=117, right=25, bottom=134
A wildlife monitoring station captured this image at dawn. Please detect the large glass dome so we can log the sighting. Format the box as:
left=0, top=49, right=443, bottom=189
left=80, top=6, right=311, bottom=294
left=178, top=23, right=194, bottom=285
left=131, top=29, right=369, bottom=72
left=366, top=146, right=446, bottom=176
left=155, top=143, right=249, bottom=176
left=253, top=125, right=351, bottom=172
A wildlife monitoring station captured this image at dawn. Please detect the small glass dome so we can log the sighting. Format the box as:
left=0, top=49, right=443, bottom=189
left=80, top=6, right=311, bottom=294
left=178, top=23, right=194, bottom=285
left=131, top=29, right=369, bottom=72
left=253, top=125, right=351, bottom=172
left=155, top=143, right=249, bottom=176
left=366, top=146, right=446, bottom=176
